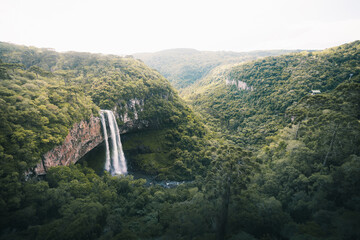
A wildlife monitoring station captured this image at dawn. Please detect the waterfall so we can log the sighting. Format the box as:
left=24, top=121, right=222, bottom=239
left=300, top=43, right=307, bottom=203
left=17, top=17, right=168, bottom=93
left=100, top=110, right=128, bottom=175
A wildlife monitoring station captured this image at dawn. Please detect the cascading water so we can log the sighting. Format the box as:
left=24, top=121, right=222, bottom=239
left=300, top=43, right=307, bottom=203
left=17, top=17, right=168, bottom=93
left=100, top=110, right=128, bottom=175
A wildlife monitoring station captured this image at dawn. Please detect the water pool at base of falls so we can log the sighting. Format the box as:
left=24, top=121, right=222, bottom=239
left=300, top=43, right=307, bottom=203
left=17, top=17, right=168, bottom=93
left=77, top=141, right=188, bottom=188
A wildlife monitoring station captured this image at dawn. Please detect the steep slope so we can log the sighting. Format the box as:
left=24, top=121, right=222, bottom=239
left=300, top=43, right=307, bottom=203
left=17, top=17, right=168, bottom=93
left=178, top=42, right=360, bottom=239
left=0, top=42, right=209, bottom=180
left=0, top=58, right=99, bottom=175
left=240, top=81, right=360, bottom=239
left=134, top=48, right=302, bottom=89
left=183, top=41, right=360, bottom=149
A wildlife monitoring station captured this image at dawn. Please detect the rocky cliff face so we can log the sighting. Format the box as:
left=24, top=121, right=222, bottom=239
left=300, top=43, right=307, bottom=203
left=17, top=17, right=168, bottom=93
left=34, top=98, right=155, bottom=175
left=117, top=98, right=150, bottom=133
left=225, top=78, right=253, bottom=91
left=34, top=115, right=103, bottom=175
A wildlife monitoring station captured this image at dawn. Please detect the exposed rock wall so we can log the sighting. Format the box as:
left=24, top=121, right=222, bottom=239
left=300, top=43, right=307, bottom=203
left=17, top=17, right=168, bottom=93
left=225, top=78, right=253, bottom=91
left=34, top=115, right=103, bottom=175
left=117, top=98, right=149, bottom=133
left=34, top=98, right=155, bottom=175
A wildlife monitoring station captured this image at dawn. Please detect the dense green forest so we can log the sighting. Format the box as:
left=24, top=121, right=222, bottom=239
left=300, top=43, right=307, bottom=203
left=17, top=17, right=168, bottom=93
left=134, top=48, right=301, bottom=89
left=0, top=41, right=360, bottom=240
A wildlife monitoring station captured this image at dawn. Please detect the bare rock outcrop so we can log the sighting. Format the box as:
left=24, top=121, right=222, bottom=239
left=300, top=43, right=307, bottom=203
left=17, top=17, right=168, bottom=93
left=225, top=78, right=254, bottom=91
left=117, top=98, right=149, bottom=133
left=33, top=97, right=155, bottom=175
left=34, top=115, right=103, bottom=175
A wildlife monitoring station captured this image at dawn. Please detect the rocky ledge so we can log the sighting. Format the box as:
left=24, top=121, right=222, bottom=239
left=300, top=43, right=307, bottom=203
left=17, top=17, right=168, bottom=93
left=117, top=98, right=150, bottom=133
left=34, top=115, right=103, bottom=175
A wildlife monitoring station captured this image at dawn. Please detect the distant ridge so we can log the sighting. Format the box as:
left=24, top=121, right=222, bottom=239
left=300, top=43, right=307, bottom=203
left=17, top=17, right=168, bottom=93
left=134, top=48, right=304, bottom=89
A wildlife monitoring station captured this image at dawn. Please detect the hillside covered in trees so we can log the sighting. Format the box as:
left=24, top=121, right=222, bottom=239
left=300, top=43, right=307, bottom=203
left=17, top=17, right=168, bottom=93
left=0, top=41, right=359, bottom=240
left=134, top=48, right=301, bottom=90
left=183, top=41, right=360, bottom=149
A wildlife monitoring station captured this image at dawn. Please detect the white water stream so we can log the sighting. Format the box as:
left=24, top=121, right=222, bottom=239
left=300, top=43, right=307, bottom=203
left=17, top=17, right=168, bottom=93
left=100, top=110, right=128, bottom=175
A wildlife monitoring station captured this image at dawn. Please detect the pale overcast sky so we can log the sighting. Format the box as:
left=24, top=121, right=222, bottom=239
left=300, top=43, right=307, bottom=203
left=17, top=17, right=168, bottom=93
left=0, top=0, right=359, bottom=54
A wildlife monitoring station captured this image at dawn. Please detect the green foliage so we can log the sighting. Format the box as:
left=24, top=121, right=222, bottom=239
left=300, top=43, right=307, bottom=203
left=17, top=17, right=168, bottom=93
left=122, top=111, right=208, bottom=180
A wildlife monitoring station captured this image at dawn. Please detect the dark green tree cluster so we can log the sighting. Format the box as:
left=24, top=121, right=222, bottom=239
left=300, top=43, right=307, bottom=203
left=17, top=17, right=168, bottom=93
left=245, top=82, right=360, bottom=239
left=122, top=110, right=209, bottom=180
left=1, top=142, right=255, bottom=240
